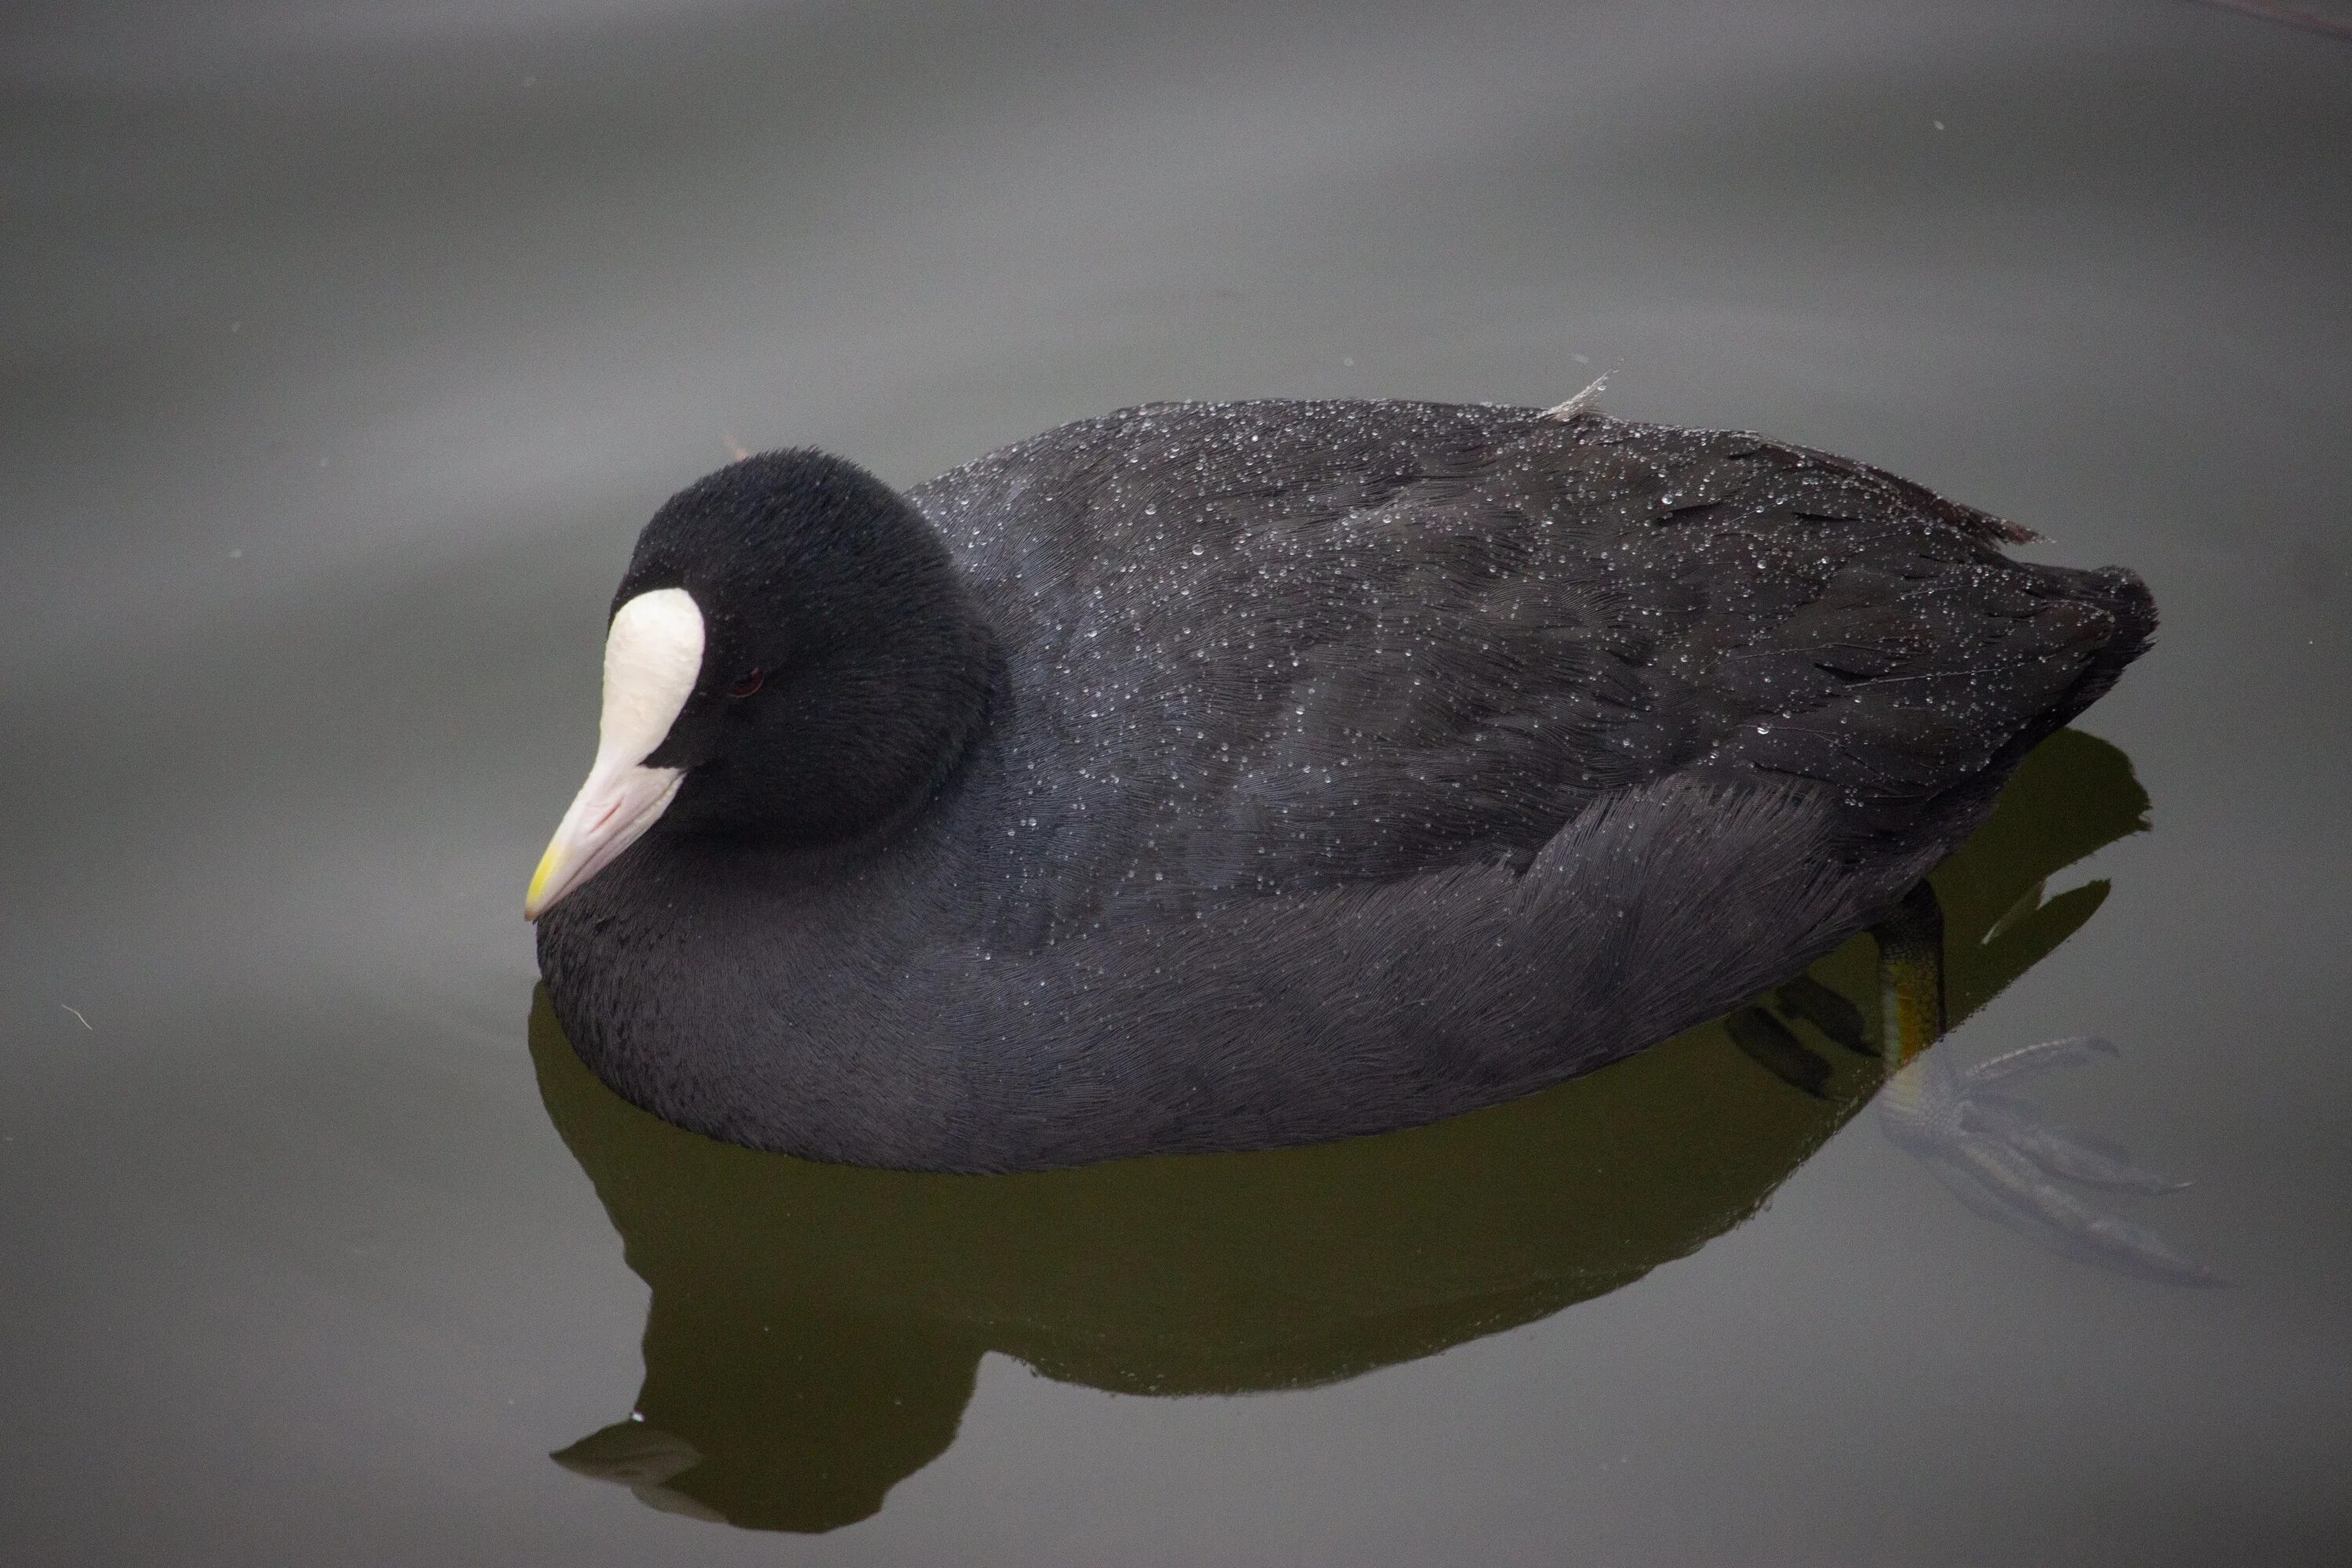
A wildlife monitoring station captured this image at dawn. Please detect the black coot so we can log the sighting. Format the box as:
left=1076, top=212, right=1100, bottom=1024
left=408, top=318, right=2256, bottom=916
left=526, top=398, right=2154, bottom=1171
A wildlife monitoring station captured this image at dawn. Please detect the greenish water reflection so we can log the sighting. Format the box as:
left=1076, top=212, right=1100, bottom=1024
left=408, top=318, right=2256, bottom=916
left=530, top=730, right=2146, bottom=1533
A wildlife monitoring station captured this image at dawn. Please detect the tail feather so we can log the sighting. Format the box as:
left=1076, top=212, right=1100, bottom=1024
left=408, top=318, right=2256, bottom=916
left=2040, top=564, right=2158, bottom=731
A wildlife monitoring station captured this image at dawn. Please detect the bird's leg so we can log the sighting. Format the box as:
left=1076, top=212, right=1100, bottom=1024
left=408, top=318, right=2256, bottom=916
left=1865, top=880, right=2222, bottom=1284
left=1725, top=1005, right=1831, bottom=1098
left=1729, top=880, right=1944, bottom=1098
left=1875, top=1033, right=2223, bottom=1286
left=1722, top=884, right=1938, bottom=1091
left=1875, top=881, right=1946, bottom=1071
left=1773, top=974, right=1876, bottom=1058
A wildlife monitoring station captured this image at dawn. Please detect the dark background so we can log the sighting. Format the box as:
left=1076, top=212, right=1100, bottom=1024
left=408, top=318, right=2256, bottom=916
left=3, top=2, right=2347, bottom=1563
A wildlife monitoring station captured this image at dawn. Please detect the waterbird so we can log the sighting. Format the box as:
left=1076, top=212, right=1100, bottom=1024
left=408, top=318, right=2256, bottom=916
left=526, top=397, right=2154, bottom=1171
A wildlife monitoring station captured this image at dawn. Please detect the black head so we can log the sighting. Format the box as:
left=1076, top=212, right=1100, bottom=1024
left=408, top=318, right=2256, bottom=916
left=619, top=450, right=997, bottom=843
left=525, top=449, right=998, bottom=919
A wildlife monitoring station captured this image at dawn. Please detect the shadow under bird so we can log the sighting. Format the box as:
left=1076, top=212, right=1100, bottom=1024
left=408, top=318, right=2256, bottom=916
left=535, top=728, right=2200, bottom=1534
left=526, top=396, right=2155, bottom=1172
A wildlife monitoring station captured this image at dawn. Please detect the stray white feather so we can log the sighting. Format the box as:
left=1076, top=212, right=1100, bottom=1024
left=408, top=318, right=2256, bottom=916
left=1541, top=374, right=1610, bottom=421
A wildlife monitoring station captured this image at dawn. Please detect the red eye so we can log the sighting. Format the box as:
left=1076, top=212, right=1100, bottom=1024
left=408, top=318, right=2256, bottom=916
left=728, top=669, right=764, bottom=699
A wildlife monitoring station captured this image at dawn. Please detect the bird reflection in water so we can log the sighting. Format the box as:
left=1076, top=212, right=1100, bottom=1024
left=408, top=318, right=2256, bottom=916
left=528, top=728, right=2210, bottom=1533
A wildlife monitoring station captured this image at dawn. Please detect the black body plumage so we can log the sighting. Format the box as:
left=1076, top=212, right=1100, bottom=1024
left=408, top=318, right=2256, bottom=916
left=535, top=399, right=2154, bottom=1171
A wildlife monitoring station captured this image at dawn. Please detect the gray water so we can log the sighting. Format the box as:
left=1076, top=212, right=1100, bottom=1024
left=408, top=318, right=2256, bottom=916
left=5, top=2, right=2348, bottom=1562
